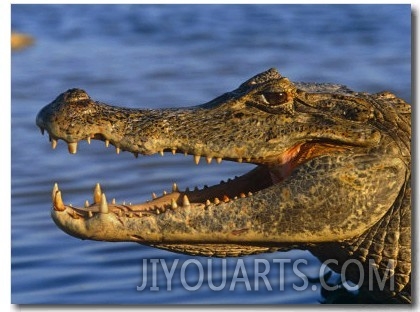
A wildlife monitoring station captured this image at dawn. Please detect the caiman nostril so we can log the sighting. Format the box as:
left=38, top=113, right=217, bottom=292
left=61, top=88, right=91, bottom=103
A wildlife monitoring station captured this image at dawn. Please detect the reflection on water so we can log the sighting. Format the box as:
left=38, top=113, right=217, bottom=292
left=11, top=4, right=410, bottom=304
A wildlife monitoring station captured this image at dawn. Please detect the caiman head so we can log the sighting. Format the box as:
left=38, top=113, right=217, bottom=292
left=36, top=69, right=411, bottom=300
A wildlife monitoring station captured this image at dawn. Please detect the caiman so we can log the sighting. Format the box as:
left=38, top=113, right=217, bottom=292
left=36, top=68, right=411, bottom=303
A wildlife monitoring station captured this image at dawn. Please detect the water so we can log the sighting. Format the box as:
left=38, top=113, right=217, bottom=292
left=11, top=4, right=411, bottom=304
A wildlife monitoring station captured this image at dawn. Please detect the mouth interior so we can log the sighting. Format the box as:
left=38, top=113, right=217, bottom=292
left=118, top=140, right=349, bottom=213
left=51, top=143, right=282, bottom=216
left=97, top=161, right=276, bottom=215
left=145, top=164, right=274, bottom=208
left=49, top=134, right=350, bottom=216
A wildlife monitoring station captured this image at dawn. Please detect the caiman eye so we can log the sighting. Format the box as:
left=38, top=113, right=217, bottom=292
left=261, top=92, right=288, bottom=106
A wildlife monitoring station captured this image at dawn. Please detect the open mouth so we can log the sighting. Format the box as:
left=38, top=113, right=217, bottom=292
left=48, top=139, right=281, bottom=218
left=46, top=135, right=348, bottom=220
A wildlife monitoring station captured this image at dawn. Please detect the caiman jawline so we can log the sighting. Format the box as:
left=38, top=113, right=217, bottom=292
left=49, top=135, right=349, bottom=219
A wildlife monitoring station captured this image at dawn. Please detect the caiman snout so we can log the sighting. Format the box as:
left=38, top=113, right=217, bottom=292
left=36, top=88, right=92, bottom=129
left=36, top=89, right=96, bottom=153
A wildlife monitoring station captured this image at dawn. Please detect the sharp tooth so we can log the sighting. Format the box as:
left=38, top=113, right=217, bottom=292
left=184, top=152, right=188, bottom=156
left=118, top=210, right=122, bottom=217
left=205, top=199, right=211, bottom=207
left=87, top=137, right=91, bottom=144
left=223, top=195, right=229, bottom=202
left=238, top=158, right=243, bottom=163
left=100, top=193, right=109, bottom=214
left=88, top=211, right=93, bottom=218
left=163, top=190, right=167, bottom=195
left=52, top=183, right=59, bottom=203
left=216, top=157, right=222, bottom=164
left=172, top=183, right=178, bottom=192
left=53, top=190, right=65, bottom=211
left=240, top=193, right=246, bottom=198
left=105, top=140, right=110, bottom=147
left=72, top=211, right=79, bottom=219
left=183, top=195, right=190, bottom=207
left=171, top=198, right=178, bottom=209
left=172, top=148, right=176, bottom=155
left=194, top=155, right=201, bottom=165
left=84, top=200, right=90, bottom=208
left=159, top=150, right=164, bottom=156
left=214, top=197, right=220, bottom=205
left=51, top=138, right=57, bottom=150
left=248, top=192, right=253, bottom=196
left=116, top=147, right=121, bottom=154
left=68, top=142, right=78, bottom=154
left=152, top=192, right=157, bottom=199
left=246, top=158, right=251, bottom=162
left=112, top=198, right=116, bottom=204
left=206, top=156, right=212, bottom=164
left=93, top=183, right=102, bottom=204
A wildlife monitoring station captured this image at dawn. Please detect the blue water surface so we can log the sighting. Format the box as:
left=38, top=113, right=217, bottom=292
left=11, top=4, right=411, bottom=304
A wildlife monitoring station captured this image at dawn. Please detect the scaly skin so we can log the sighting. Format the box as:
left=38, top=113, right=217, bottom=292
left=36, top=69, right=411, bottom=303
